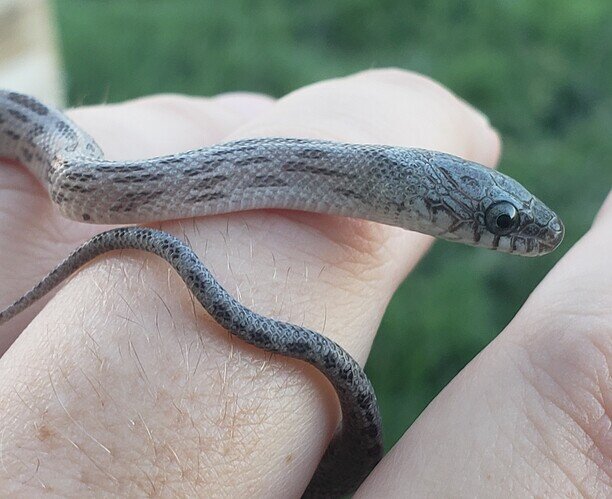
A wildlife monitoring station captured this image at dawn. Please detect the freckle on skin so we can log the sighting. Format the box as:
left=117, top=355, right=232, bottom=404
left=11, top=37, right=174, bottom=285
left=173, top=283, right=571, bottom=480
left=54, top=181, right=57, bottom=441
left=36, top=424, right=54, bottom=441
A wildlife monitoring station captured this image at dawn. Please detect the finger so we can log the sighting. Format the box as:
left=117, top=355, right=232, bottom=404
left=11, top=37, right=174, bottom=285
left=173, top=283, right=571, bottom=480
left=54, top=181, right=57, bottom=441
left=227, top=67, right=501, bottom=355
left=0, top=70, right=500, bottom=496
left=68, top=92, right=276, bottom=158
left=211, top=92, right=277, bottom=122
left=0, top=92, right=275, bottom=353
left=355, top=190, right=612, bottom=497
left=234, top=68, right=499, bottom=164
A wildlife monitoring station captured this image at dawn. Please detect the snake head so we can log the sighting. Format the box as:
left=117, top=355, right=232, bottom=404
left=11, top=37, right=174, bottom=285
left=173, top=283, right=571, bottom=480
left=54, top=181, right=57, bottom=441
left=417, top=152, right=564, bottom=256
left=477, top=169, right=564, bottom=256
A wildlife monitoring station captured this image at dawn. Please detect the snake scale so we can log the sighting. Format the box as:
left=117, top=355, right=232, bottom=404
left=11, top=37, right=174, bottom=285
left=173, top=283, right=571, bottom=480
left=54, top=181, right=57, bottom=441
left=0, top=90, right=563, bottom=497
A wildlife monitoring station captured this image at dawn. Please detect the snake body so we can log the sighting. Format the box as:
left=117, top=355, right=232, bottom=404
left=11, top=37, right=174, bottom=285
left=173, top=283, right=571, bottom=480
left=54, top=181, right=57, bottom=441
left=0, top=90, right=564, bottom=496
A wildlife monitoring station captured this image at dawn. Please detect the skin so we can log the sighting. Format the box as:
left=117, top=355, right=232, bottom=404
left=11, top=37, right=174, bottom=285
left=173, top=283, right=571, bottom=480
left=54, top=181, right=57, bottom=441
left=0, top=68, right=609, bottom=497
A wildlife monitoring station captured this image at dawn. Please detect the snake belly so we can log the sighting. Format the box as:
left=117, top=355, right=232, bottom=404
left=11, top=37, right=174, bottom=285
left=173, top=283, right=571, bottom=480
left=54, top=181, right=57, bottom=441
left=0, top=90, right=564, bottom=497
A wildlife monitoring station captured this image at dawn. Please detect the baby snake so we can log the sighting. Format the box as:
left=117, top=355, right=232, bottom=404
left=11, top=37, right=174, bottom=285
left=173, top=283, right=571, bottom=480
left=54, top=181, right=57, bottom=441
left=0, top=90, right=564, bottom=497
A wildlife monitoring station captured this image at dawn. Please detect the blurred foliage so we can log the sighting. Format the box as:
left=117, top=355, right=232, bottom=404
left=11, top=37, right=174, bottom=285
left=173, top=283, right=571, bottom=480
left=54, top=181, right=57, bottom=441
left=55, top=0, right=611, bottom=447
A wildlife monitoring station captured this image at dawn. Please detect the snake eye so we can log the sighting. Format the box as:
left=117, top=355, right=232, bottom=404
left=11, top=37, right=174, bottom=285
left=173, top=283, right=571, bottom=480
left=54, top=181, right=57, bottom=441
left=485, top=201, right=520, bottom=235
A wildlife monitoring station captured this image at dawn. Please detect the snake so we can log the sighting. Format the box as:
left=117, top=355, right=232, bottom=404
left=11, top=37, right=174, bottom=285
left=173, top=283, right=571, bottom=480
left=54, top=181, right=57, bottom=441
left=0, top=90, right=564, bottom=497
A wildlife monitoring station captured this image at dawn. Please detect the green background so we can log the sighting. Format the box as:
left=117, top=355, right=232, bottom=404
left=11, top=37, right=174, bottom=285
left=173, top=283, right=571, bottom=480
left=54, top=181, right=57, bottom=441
left=55, top=0, right=611, bottom=448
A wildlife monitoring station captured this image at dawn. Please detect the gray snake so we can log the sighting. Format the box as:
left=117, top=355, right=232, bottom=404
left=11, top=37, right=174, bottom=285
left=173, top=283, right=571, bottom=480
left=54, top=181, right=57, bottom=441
left=0, top=90, right=564, bottom=497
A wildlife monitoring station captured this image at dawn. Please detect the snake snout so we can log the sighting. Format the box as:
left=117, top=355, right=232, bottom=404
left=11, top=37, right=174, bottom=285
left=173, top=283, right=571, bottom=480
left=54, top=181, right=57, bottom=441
left=538, top=214, right=565, bottom=254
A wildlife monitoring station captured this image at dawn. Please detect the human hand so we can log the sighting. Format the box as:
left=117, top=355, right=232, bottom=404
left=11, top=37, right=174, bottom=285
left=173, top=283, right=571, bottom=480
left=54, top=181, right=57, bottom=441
left=356, top=191, right=611, bottom=497
left=1, top=69, right=608, bottom=496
